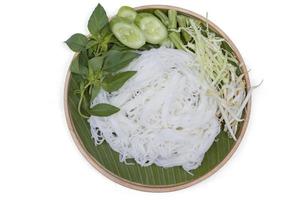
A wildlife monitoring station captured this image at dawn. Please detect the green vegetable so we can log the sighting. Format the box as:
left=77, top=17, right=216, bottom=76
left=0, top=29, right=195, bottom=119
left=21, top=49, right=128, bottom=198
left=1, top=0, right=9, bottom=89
left=70, top=56, right=81, bottom=74
left=66, top=4, right=141, bottom=118
left=103, top=50, right=140, bottom=72
left=81, top=91, right=91, bottom=116
left=169, top=32, right=187, bottom=51
left=177, top=15, right=191, bottom=42
left=88, top=56, right=104, bottom=72
left=70, top=55, right=88, bottom=76
left=117, top=6, right=137, bottom=22
left=99, top=32, right=113, bottom=53
left=90, top=81, right=101, bottom=102
left=102, top=71, right=137, bottom=92
left=87, top=24, right=114, bottom=56
left=88, top=4, right=109, bottom=35
left=73, top=49, right=139, bottom=118
left=168, top=10, right=177, bottom=29
left=86, top=40, right=98, bottom=49
left=65, top=33, right=88, bottom=52
left=78, top=50, right=89, bottom=68
left=154, top=10, right=169, bottom=26
left=89, top=103, right=120, bottom=116
left=135, top=13, right=168, bottom=44
left=109, top=43, right=131, bottom=51
left=110, top=17, right=146, bottom=49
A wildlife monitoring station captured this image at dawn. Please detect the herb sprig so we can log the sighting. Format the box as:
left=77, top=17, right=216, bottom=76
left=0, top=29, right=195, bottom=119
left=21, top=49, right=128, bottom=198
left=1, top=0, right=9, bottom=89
left=65, top=4, right=139, bottom=118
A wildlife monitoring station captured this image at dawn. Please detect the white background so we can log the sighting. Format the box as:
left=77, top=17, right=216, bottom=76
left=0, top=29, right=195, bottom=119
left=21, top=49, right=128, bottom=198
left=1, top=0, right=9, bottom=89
left=0, top=0, right=299, bottom=199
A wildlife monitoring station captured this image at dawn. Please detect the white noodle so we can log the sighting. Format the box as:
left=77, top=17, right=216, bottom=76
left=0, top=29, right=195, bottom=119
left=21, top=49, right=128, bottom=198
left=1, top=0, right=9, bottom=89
left=88, top=47, right=220, bottom=172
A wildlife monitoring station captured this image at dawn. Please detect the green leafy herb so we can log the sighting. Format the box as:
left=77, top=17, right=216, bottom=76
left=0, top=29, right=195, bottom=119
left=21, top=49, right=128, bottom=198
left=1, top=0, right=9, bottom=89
left=76, top=81, right=91, bottom=118
left=70, top=56, right=81, bottom=74
left=90, top=81, right=101, bottom=102
left=89, top=103, right=120, bottom=116
left=81, top=92, right=91, bottom=116
left=65, top=33, right=89, bottom=52
left=88, top=4, right=109, bottom=35
left=88, top=56, right=104, bottom=72
left=87, top=64, right=95, bottom=82
left=70, top=55, right=88, bottom=76
left=109, top=43, right=130, bottom=52
left=78, top=50, right=89, bottom=68
left=66, top=3, right=139, bottom=119
left=103, top=50, right=140, bottom=72
left=102, top=71, right=137, bottom=92
left=100, top=32, right=113, bottom=52
left=86, top=40, right=99, bottom=49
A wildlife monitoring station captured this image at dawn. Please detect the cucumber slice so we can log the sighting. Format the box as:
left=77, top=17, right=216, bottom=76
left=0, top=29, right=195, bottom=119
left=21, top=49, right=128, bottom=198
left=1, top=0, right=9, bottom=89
left=110, top=17, right=145, bottom=49
left=135, top=13, right=168, bottom=44
left=117, top=6, right=137, bottom=22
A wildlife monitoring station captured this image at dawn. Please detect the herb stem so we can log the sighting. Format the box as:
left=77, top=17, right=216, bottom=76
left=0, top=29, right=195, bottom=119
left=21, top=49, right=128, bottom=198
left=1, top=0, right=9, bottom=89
left=95, top=43, right=101, bottom=56
left=77, top=83, right=91, bottom=119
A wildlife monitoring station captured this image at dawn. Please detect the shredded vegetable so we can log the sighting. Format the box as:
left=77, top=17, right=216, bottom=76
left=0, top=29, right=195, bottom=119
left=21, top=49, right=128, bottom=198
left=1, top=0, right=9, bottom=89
left=180, top=19, right=254, bottom=140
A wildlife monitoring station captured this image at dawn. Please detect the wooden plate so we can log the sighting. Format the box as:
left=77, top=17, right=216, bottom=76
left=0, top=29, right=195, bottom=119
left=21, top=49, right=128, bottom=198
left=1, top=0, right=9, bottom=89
left=64, top=5, right=251, bottom=192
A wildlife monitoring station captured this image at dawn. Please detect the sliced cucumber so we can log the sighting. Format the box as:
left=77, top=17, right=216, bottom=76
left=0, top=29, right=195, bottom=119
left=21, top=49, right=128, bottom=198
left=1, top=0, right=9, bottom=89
left=110, top=17, right=145, bottom=49
left=135, top=13, right=168, bottom=44
left=117, top=6, right=137, bottom=22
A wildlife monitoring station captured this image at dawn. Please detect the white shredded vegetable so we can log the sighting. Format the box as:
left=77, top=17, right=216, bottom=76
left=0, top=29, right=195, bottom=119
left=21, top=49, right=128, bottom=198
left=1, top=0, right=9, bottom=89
left=89, top=48, right=221, bottom=172
left=181, top=19, right=253, bottom=140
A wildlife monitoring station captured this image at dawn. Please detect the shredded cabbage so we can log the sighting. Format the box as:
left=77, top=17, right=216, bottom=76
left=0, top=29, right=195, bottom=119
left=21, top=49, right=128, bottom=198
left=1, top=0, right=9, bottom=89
left=89, top=48, right=220, bottom=172
left=181, top=19, right=254, bottom=140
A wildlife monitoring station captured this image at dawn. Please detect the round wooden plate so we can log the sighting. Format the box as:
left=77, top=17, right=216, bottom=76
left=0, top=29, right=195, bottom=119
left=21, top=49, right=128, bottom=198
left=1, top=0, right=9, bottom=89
left=64, top=5, right=251, bottom=192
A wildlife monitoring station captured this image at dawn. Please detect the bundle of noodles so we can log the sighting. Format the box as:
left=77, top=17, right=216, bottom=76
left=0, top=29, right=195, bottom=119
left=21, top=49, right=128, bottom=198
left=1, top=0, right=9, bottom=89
left=89, top=48, right=220, bottom=172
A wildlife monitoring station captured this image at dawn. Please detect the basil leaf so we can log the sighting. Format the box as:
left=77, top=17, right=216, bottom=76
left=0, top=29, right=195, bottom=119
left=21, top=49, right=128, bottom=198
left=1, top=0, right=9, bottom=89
left=89, top=103, right=120, bottom=116
left=103, top=50, right=140, bottom=72
left=79, top=81, right=85, bottom=93
left=72, top=74, right=84, bottom=86
left=70, top=55, right=88, bottom=76
left=109, top=36, right=124, bottom=46
left=87, top=64, right=95, bottom=82
left=81, top=92, right=91, bottom=116
left=102, top=71, right=136, bottom=92
left=86, top=40, right=99, bottom=49
left=79, top=50, right=89, bottom=67
left=91, top=81, right=101, bottom=102
left=100, top=24, right=111, bottom=37
left=110, top=44, right=130, bottom=52
left=88, top=56, right=104, bottom=72
left=88, top=4, right=108, bottom=35
left=65, top=33, right=88, bottom=52
left=70, top=56, right=81, bottom=74
left=101, top=33, right=113, bottom=52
